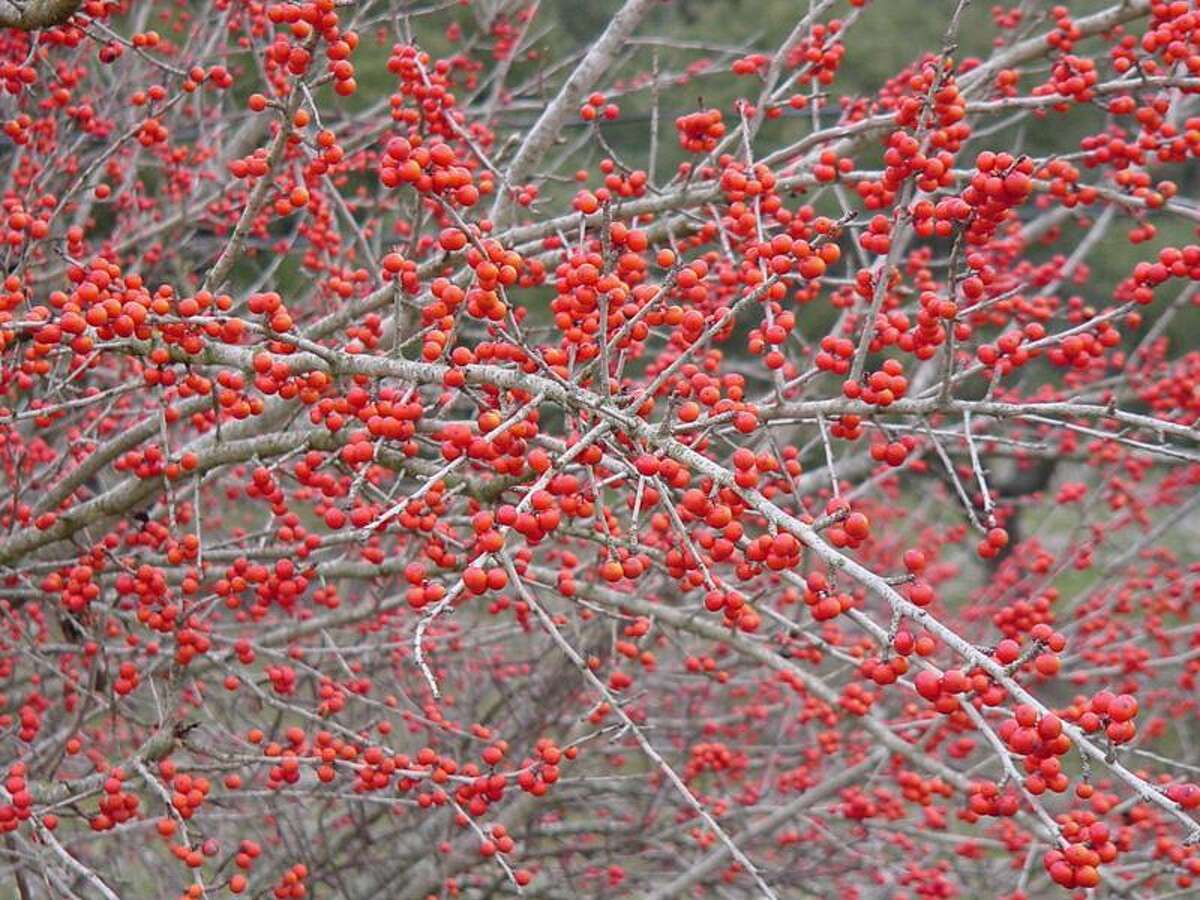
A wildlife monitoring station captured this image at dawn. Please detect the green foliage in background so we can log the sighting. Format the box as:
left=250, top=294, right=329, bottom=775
left=283, top=1, right=1200, bottom=349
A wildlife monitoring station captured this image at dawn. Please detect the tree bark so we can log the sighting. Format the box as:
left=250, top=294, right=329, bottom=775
left=0, top=0, right=80, bottom=29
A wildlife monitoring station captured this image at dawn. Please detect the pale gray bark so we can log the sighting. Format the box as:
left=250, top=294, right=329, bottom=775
left=488, top=0, right=657, bottom=225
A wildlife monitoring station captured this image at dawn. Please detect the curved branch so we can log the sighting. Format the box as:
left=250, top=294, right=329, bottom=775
left=489, top=0, right=657, bottom=224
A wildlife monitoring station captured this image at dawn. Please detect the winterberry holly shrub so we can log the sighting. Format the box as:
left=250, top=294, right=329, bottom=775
left=2, top=0, right=1200, bottom=897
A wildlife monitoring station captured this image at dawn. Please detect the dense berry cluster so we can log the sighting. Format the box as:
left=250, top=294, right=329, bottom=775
left=0, top=0, right=1198, bottom=897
